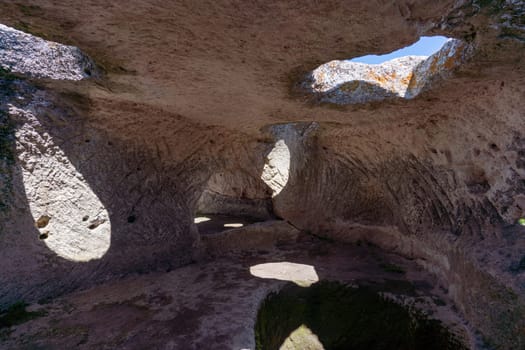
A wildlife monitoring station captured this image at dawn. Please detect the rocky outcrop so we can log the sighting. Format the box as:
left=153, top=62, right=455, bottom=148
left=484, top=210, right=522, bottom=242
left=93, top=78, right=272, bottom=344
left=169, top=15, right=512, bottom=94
left=306, top=39, right=472, bottom=104
left=0, top=24, right=95, bottom=80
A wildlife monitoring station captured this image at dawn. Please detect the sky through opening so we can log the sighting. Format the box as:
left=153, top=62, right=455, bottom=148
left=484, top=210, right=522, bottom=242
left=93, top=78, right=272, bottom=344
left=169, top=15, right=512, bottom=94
left=349, top=36, right=450, bottom=64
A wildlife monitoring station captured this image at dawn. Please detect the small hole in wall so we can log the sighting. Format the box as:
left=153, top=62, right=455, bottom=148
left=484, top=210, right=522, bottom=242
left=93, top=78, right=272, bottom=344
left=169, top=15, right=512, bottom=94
left=83, top=68, right=92, bottom=76
left=489, top=143, right=499, bottom=151
left=82, top=215, right=89, bottom=222
left=127, top=215, right=136, bottom=223
left=87, top=218, right=106, bottom=230
left=39, top=231, right=49, bottom=240
left=36, top=215, right=50, bottom=228
left=85, top=139, right=90, bottom=143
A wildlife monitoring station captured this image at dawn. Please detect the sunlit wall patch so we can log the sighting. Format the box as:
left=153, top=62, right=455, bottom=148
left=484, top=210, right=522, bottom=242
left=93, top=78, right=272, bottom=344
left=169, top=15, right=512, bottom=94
left=13, top=105, right=111, bottom=262
left=261, top=139, right=291, bottom=197
left=304, top=37, right=472, bottom=105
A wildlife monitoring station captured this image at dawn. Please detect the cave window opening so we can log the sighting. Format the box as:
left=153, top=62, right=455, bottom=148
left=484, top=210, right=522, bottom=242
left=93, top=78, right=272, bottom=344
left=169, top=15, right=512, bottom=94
left=307, top=35, right=468, bottom=104
left=349, top=36, right=449, bottom=64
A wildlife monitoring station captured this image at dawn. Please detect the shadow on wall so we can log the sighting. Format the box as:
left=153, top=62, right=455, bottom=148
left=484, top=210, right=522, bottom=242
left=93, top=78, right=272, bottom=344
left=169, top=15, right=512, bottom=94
left=194, top=171, right=274, bottom=224
left=259, top=122, right=320, bottom=221
left=260, top=122, right=398, bottom=231
left=256, top=122, right=525, bottom=349
left=0, top=83, right=206, bottom=305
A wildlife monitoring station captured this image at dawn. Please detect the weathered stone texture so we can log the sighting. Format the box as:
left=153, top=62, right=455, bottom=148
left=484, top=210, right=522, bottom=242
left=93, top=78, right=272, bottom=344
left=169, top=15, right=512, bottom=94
left=0, top=0, right=524, bottom=348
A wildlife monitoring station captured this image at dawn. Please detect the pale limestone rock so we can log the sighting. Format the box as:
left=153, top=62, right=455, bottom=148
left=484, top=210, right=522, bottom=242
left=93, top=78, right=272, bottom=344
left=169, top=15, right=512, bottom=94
left=261, top=122, right=319, bottom=200
left=11, top=97, right=110, bottom=262
left=308, top=39, right=471, bottom=104
left=261, top=139, right=291, bottom=197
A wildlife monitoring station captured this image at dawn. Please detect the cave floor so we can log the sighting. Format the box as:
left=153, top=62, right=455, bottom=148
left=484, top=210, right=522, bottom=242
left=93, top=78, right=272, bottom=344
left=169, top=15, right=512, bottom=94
left=195, top=214, right=263, bottom=235
left=1, top=234, right=473, bottom=350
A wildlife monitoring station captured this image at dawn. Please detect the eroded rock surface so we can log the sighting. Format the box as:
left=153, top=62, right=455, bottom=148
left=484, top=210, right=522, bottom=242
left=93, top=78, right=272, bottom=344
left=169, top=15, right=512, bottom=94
left=307, top=39, right=472, bottom=104
left=0, top=0, right=524, bottom=349
left=0, top=24, right=95, bottom=80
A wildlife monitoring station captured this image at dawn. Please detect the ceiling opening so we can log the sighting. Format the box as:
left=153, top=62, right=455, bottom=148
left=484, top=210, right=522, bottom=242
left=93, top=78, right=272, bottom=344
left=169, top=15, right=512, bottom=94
left=304, top=36, right=471, bottom=104
left=349, top=36, right=450, bottom=64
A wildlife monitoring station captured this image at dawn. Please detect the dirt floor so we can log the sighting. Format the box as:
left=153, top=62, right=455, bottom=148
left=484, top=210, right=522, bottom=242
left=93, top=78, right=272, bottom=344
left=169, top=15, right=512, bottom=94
left=195, top=215, right=262, bottom=235
left=0, top=232, right=476, bottom=350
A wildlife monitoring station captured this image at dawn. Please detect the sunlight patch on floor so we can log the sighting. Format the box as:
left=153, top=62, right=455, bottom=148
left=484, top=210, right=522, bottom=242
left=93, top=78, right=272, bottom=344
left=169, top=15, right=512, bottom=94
left=280, top=324, right=325, bottom=350
left=17, top=108, right=111, bottom=262
left=224, top=223, right=244, bottom=228
left=250, top=262, right=319, bottom=287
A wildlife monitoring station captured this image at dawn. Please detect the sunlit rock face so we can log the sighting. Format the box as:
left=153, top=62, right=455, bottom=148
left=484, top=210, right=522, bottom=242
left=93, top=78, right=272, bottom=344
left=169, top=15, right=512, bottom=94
left=261, top=139, right=291, bottom=197
left=261, top=122, right=319, bottom=210
left=307, top=39, right=471, bottom=104
left=12, top=100, right=110, bottom=262
left=0, top=24, right=96, bottom=80
left=0, top=25, right=106, bottom=261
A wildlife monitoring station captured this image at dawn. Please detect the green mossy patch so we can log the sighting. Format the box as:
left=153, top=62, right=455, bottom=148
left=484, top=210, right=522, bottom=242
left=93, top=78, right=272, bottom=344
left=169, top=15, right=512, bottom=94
left=255, top=281, right=467, bottom=350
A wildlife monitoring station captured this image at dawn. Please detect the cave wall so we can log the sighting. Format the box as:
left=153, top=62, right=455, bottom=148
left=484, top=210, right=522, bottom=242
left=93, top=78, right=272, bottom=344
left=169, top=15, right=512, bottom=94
left=0, top=76, right=270, bottom=304
left=0, top=0, right=524, bottom=348
left=264, top=72, right=525, bottom=347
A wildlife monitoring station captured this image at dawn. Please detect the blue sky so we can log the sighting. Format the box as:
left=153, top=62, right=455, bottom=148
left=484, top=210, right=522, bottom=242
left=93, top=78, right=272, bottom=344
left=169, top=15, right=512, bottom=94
left=349, top=36, right=449, bottom=64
